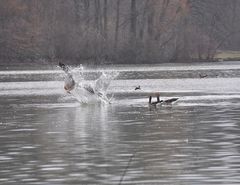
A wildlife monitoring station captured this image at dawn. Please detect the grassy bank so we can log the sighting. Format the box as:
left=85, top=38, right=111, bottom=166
left=215, top=51, right=240, bottom=61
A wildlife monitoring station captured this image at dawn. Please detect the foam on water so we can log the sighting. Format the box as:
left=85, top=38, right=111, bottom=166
left=65, top=64, right=119, bottom=104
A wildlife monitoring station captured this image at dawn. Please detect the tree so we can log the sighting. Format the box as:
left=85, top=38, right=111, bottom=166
left=1, top=0, right=240, bottom=64
left=114, top=0, right=120, bottom=51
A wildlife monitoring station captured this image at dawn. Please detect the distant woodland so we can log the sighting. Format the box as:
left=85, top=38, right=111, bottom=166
left=1, top=0, right=240, bottom=64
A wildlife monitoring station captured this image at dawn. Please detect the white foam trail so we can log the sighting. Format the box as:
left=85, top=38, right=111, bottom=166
left=63, top=65, right=119, bottom=104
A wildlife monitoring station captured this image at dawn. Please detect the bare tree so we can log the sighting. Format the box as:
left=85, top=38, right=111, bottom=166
left=1, top=0, right=240, bottom=64
left=114, top=0, right=120, bottom=51
left=130, top=0, right=137, bottom=42
left=103, top=0, right=108, bottom=39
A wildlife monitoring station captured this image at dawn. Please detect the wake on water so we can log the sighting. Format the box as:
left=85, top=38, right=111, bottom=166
left=63, top=64, right=118, bottom=104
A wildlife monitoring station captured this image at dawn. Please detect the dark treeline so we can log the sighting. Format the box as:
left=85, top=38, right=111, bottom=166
left=1, top=0, right=240, bottom=64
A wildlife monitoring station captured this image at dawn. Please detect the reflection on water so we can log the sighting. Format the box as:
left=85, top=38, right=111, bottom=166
left=0, top=62, right=240, bottom=184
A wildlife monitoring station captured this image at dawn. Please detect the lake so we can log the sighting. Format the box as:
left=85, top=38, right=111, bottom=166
left=0, top=61, right=240, bottom=184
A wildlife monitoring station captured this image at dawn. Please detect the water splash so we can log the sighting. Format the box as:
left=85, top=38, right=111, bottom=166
left=65, top=65, right=118, bottom=104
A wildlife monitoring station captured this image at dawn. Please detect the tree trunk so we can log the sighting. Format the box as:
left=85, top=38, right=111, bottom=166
left=74, top=0, right=81, bottom=25
left=130, top=0, right=137, bottom=42
left=147, top=0, right=155, bottom=40
left=114, top=0, right=120, bottom=50
left=103, top=0, right=108, bottom=39
left=83, top=0, right=90, bottom=58
left=94, top=0, right=100, bottom=31
left=129, top=0, right=137, bottom=62
left=84, top=0, right=90, bottom=29
left=139, top=1, right=148, bottom=40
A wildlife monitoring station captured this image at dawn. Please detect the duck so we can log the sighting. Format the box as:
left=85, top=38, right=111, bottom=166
left=199, top=74, right=208, bottom=78
left=135, top=85, right=141, bottom=90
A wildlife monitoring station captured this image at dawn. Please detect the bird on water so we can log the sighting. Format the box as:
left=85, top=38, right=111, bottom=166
left=135, top=85, right=141, bottom=90
left=148, top=92, right=178, bottom=105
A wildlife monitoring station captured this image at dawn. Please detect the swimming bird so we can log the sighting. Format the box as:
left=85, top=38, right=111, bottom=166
left=163, top=98, right=178, bottom=104
left=148, top=92, right=178, bottom=105
left=135, top=85, right=141, bottom=90
left=199, top=74, right=208, bottom=78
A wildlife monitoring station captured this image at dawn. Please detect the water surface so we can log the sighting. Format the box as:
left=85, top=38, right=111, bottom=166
left=0, top=62, right=240, bottom=184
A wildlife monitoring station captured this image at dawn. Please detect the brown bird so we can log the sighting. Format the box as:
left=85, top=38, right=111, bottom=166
left=199, top=74, right=208, bottom=78
left=59, top=62, right=101, bottom=96
left=135, top=85, right=141, bottom=90
left=59, top=62, right=75, bottom=93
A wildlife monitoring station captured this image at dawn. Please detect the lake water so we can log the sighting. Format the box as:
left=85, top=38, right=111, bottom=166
left=0, top=61, right=240, bottom=184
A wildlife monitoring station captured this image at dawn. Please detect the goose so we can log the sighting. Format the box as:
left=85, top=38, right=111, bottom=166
left=59, top=62, right=97, bottom=95
left=59, top=62, right=75, bottom=93
left=149, top=92, right=162, bottom=105
left=148, top=92, right=178, bottom=105
left=163, top=98, right=178, bottom=104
